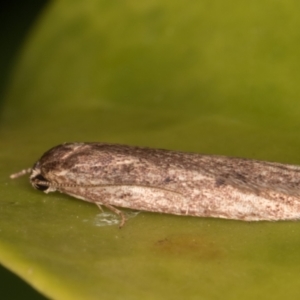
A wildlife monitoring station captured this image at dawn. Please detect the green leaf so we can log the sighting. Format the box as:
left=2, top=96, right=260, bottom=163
left=1, top=0, right=300, bottom=299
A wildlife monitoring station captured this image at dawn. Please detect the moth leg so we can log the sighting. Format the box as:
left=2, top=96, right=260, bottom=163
left=101, top=203, right=127, bottom=228
left=95, top=202, right=104, bottom=213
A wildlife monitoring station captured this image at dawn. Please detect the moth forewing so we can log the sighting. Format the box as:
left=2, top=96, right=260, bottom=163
left=60, top=184, right=189, bottom=214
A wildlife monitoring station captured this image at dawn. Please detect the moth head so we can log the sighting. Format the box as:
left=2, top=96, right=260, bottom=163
left=30, top=162, right=55, bottom=193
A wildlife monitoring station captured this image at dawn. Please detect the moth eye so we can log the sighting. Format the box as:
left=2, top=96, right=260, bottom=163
left=35, top=183, right=49, bottom=191
left=31, top=173, right=50, bottom=191
left=35, top=174, right=46, bottom=181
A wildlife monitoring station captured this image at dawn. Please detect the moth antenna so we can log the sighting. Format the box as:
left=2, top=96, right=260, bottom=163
left=10, top=168, right=32, bottom=179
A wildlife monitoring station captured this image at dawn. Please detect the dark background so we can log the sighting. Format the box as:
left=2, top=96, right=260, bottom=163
left=1, top=2, right=49, bottom=298
left=0, top=1, right=48, bottom=108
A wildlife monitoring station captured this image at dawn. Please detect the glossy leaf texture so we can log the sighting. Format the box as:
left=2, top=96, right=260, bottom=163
left=1, top=0, right=300, bottom=299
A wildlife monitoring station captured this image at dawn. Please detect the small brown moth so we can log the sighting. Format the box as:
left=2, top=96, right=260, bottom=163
left=10, top=142, right=300, bottom=227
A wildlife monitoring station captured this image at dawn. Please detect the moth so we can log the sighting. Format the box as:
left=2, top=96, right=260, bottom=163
left=10, top=142, right=300, bottom=227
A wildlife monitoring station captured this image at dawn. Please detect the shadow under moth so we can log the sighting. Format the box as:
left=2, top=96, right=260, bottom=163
left=10, top=142, right=300, bottom=227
